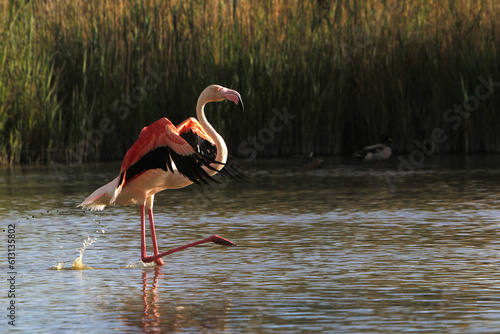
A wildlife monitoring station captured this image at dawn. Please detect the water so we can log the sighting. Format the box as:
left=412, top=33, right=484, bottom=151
left=2, top=156, right=500, bottom=333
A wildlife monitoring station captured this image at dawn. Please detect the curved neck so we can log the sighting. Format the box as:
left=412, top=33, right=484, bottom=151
left=196, top=99, right=228, bottom=172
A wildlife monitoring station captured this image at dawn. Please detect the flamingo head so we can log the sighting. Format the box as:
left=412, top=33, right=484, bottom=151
left=201, top=85, right=244, bottom=111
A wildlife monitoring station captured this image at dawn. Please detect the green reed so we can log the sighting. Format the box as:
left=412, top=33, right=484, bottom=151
left=0, top=0, right=499, bottom=165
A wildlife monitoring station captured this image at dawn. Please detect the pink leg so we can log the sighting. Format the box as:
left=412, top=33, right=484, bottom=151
left=140, top=205, right=164, bottom=266
left=147, top=208, right=165, bottom=266
left=140, top=205, right=235, bottom=265
left=140, top=205, right=149, bottom=262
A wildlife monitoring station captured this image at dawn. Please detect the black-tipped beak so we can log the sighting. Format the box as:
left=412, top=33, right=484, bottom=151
left=221, top=87, right=244, bottom=111
left=237, top=98, right=244, bottom=111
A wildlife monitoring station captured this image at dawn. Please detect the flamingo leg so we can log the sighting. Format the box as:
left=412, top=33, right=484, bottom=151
left=141, top=234, right=236, bottom=263
left=140, top=206, right=235, bottom=265
left=139, top=205, right=164, bottom=266
left=147, top=208, right=165, bottom=266
left=140, top=205, right=149, bottom=262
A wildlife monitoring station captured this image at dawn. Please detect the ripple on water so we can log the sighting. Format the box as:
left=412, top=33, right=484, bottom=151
left=3, top=157, right=500, bottom=332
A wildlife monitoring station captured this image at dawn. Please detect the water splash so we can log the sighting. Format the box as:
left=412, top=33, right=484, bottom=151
left=49, top=236, right=97, bottom=270
left=52, top=262, right=64, bottom=270
left=125, top=261, right=157, bottom=269
left=72, top=236, right=96, bottom=270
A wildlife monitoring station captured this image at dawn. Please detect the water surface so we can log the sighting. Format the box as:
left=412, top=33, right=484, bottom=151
left=1, top=156, right=500, bottom=333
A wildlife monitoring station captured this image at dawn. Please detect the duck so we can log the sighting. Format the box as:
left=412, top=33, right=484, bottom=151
left=298, top=152, right=324, bottom=169
left=353, top=136, right=392, bottom=163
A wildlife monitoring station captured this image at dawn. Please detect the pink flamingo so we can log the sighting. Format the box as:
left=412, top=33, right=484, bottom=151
left=79, top=85, right=243, bottom=266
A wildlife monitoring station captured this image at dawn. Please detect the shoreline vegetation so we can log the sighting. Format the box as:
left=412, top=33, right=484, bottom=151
left=1, top=0, right=500, bottom=165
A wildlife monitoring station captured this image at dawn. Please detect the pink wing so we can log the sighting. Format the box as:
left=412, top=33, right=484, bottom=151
left=177, top=118, right=218, bottom=161
left=121, top=118, right=193, bottom=170
left=177, top=118, right=246, bottom=181
left=177, top=118, right=215, bottom=145
left=111, top=118, right=219, bottom=203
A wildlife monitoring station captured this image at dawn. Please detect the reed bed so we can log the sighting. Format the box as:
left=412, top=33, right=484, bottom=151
left=1, top=0, right=499, bottom=164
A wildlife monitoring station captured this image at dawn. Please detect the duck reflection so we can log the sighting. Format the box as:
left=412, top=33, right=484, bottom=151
left=123, top=267, right=233, bottom=333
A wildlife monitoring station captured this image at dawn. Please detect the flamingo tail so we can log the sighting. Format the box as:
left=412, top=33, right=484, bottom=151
left=78, top=177, right=119, bottom=211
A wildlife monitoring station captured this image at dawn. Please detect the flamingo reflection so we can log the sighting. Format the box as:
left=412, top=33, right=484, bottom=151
left=133, top=267, right=232, bottom=332
left=141, top=267, right=163, bottom=331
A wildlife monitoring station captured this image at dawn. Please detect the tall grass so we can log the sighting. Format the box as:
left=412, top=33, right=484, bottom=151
left=1, top=0, right=500, bottom=165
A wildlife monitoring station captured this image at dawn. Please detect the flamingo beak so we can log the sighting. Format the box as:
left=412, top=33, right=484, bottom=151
left=221, top=88, right=244, bottom=111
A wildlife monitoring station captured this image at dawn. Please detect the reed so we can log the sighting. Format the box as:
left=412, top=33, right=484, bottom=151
left=0, top=0, right=499, bottom=165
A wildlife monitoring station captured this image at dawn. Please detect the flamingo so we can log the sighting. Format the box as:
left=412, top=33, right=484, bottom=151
left=79, top=85, right=243, bottom=266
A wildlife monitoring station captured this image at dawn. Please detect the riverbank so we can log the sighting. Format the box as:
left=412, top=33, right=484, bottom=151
left=1, top=0, right=499, bottom=164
